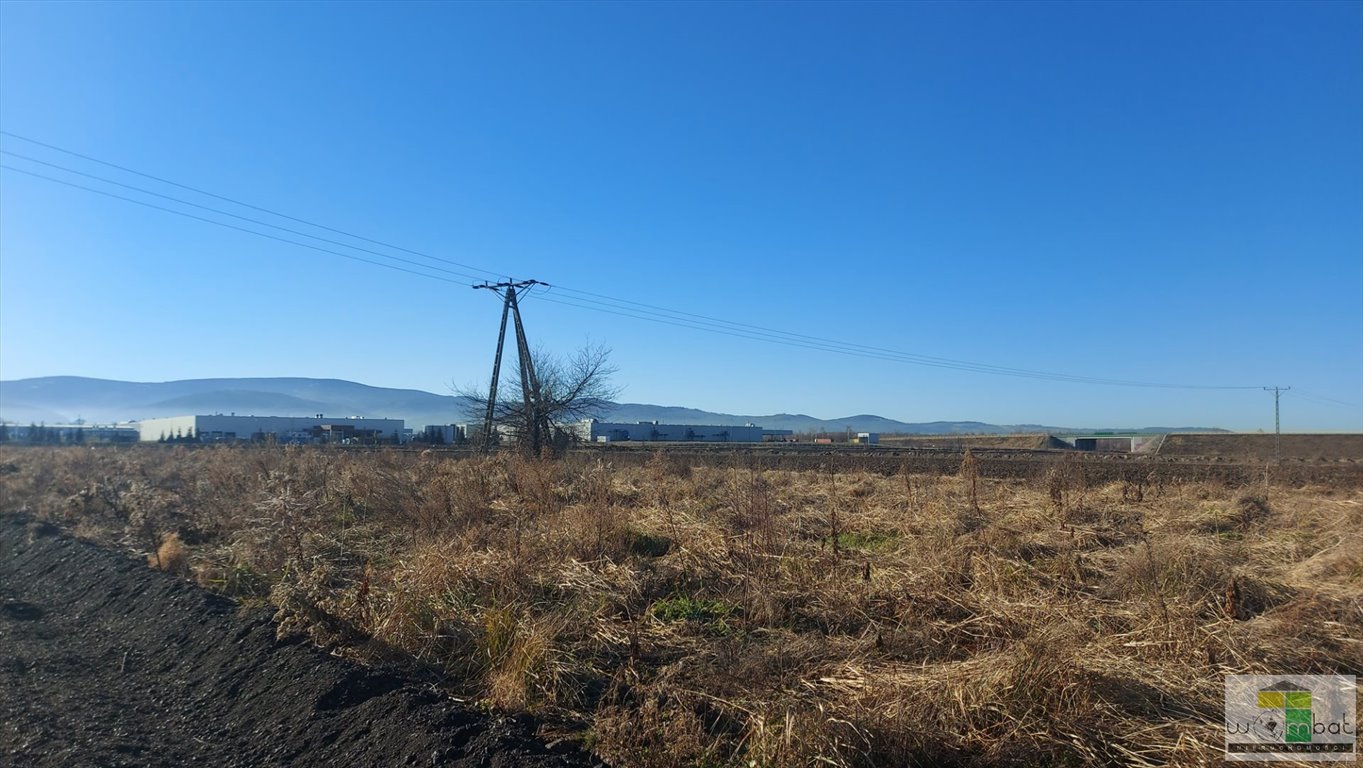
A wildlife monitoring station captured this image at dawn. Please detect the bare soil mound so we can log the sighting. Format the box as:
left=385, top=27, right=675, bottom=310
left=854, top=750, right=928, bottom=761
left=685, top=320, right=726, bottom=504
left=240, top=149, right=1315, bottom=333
left=1158, top=433, right=1363, bottom=462
left=0, top=515, right=602, bottom=768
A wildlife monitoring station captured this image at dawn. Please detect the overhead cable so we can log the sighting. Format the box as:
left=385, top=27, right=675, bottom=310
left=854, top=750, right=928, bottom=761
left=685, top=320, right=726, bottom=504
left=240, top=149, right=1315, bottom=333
left=0, top=164, right=472, bottom=286
left=0, top=133, right=1275, bottom=391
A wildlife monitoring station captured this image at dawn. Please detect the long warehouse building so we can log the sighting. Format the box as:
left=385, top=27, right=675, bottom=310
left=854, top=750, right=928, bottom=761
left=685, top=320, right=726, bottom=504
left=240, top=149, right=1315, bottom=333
left=137, top=414, right=405, bottom=444
left=575, top=419, right=766, bottom=443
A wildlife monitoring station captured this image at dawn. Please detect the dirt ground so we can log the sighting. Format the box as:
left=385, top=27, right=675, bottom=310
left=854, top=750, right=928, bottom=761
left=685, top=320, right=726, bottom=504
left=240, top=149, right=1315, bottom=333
left=0, top=515, right=603, bottom=768
left=1157, top=433, right=1363, bottom=462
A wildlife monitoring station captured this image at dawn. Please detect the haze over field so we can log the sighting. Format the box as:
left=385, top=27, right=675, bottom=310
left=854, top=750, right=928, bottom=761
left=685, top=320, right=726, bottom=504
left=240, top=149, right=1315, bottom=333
left=1, top=3, right=1359, bottom=432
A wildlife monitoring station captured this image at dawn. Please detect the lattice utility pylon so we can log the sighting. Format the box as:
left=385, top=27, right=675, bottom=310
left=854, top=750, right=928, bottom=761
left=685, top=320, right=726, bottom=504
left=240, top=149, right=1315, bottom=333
left=473, top=279, right=551, bottom=454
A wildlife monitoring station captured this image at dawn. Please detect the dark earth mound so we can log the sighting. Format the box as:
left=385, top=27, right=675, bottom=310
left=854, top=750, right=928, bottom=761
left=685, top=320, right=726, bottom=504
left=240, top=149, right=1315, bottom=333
left=0, top=516, right=603, bottom=768
left=1157, top=432, right=1363, bottom=462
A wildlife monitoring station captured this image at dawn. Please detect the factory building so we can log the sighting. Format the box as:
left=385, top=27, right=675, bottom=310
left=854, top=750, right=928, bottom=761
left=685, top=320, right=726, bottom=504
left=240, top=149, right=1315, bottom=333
left=575, top=419, right=766, bottom=443
left=136, top=414, right=405, bottom=444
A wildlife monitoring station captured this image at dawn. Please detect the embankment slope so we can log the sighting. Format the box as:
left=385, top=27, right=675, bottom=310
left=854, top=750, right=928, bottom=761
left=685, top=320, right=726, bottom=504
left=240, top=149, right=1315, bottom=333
left=0, top=516, right=601, bottom=768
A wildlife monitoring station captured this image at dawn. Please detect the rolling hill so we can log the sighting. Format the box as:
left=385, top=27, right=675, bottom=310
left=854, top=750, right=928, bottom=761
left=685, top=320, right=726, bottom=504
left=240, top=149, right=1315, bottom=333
left=0, top=376, right=1224, bottom=435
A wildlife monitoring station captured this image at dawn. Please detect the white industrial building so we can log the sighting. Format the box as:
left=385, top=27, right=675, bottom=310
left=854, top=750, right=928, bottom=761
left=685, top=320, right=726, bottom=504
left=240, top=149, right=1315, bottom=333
left=574, top=419, right=766, bottom=443
left=137, top=414, right=405, bottom=444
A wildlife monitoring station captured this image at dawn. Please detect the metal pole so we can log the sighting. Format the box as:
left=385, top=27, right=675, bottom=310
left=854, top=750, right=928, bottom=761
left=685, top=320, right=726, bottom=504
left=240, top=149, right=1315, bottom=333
left=475, top=286, right=513, bottom=451
left=1263, top=386, right=1290, bottom=463
left=1275, top=391, right=1280, bottom=462
left=485, top=291, right=513, bottom=450
left=509, top=286, right=549, bottom=455
left=474, top=279, right=546, bottom=453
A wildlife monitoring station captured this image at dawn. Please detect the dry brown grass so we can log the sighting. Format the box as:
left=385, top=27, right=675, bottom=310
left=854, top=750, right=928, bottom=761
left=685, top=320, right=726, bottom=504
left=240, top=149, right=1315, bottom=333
left=149, top=531, right=190, bottom=575
left=1, top=444, right=1359, bottom=766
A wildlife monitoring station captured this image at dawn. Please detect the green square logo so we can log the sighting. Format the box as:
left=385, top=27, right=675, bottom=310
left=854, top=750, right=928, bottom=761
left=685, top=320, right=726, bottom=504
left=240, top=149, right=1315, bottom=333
left=1286, top=692, right=1312, bottom=709
left=1285, top=708, right=1314, bottom=743
left=1286, top=708, right=1313, bottom=724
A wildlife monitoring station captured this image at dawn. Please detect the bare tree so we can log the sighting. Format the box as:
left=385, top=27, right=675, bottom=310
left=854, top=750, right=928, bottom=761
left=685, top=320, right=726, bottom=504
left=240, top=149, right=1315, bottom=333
left=458, top=344, right=619, bottom=456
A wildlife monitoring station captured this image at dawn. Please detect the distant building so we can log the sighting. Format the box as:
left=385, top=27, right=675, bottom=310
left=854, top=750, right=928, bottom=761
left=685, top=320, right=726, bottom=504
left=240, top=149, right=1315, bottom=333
left=420, top=424, right=467, bottom=445
left=762, top=429, right=796, bottom=442
left=0, top=423, right=139, bottom=444
left=575, top=419, right=765, bottom=443
left=136, top=414, right=405, bottom=444
left=1060, top=434, right=1146, bottom=453
left=1053, top=434, right=1164, bottom=453
left=851, top=432, right=880, bottom=445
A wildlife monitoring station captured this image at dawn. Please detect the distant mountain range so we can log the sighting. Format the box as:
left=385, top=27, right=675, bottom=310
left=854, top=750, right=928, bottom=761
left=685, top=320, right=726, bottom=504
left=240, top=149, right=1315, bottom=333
left=0, top=376, right=1227, bottom=435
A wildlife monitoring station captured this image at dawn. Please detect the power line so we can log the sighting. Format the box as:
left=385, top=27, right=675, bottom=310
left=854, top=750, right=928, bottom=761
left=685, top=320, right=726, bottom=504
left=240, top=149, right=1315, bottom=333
left=0, top=147, right=1264, bottom=390
left=1290, top=389, right=1360, bottom=409
left=532, top=293, right=1208, bottom=386
left=0, top=132, right=1272, bottom=391
left=0, top=129, right=504, bottom=281
left=541, top=286, right=1262, bottom=389
left=0, top=150, right=490, bottom=284
left=0, top=164, right=472, bottom=286
left=530, top=293, right=1282, bottom=389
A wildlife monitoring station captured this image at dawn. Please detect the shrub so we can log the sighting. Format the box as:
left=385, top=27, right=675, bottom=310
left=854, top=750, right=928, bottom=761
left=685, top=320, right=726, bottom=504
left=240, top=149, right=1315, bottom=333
left=149, top=531, right=190, bottom=576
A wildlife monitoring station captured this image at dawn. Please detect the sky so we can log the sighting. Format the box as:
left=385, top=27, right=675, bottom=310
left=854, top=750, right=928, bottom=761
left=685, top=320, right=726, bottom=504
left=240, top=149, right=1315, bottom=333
left=1, top=0, right=1360, bottom=431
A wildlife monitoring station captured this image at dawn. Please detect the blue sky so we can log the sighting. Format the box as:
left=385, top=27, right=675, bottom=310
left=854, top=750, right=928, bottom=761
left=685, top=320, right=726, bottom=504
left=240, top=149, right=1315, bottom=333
left=1, top=1, right=1359, bottom=431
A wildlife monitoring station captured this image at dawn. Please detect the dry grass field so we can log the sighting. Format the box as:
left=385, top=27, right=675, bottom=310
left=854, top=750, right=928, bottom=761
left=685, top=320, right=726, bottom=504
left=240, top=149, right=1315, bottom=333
left=1, top=445, right=1359, bottom=766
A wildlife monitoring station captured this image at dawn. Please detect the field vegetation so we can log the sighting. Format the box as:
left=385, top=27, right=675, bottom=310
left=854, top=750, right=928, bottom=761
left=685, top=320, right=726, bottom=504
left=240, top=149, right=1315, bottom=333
left=1, top=444, right=1359, bottom=766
